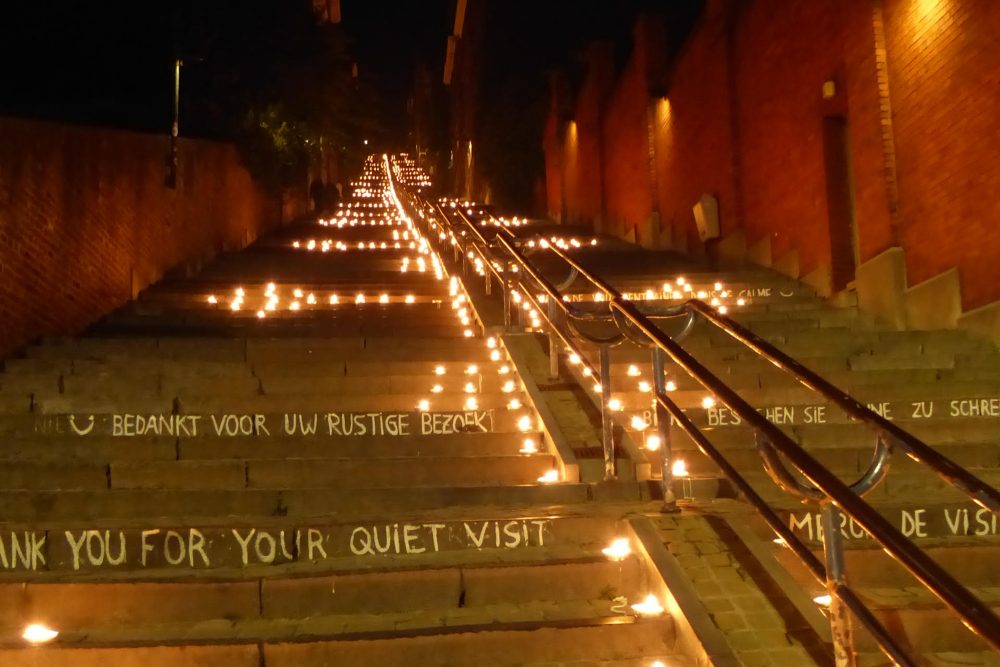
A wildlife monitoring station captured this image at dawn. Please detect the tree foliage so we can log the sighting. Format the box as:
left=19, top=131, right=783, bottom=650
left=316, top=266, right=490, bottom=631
left=176, top=0, right=379, bottom=191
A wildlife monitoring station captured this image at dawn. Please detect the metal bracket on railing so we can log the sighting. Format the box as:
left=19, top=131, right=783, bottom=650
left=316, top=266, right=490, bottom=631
left=755, top=430, right=893, bottom=503
left=565, top=317, right=625, bottom=347
left=609, top=307, right=697, bottom=348
left=555, top=266, right=579, bottom=291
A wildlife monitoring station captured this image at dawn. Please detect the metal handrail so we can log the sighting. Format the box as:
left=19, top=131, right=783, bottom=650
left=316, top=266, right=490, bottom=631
left=656, top=390, right=914, bottom=666
left=419, top=197, right=1000, bottom=664
left=545, top=243, right=1000, bottom=516
left=611, top=295, right=1000, bottom=652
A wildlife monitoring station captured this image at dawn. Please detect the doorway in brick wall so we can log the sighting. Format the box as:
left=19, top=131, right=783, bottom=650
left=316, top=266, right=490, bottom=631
left=821, top=115, right=859, bottom=291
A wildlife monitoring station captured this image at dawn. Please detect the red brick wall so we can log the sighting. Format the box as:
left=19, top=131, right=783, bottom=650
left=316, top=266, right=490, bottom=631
left=601, top=26, right=654, bottom=242
left=565, top=45, right=613, bottom=225
left=546, top=0, right=1000, bottom=309
left=882, top=0, right=1000, bottom=309
left=543, top=94, right=564, bottom=220
left=653, top=0, right=739, bottom=247
left=0, top=117, right=277, bottom=357
left=732, top=0, right=853, bottom=272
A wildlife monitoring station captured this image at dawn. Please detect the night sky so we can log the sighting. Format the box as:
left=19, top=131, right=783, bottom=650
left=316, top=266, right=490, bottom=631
left=0, top=1, right=698, bottom=163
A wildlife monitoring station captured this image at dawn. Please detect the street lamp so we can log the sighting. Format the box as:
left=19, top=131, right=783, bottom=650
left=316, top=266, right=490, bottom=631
left=166, top=57, right=182, bottom=188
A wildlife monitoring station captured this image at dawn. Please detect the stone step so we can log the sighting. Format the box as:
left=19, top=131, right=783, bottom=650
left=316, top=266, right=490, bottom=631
left=600, top=341, right=1000, bottom=368
left=105, top=308, right=466, bottom=325
left=658, top=439, right=998, bottom=479
left=731, top=469, right=1000, bottom=506
left=0, top=482, right=609, bottom=522
left=608, top=381, right=1000, bottom=407
left=0, top=622, right=682, bottom=667
left=668, top=418, right=1000, bottom=449
left=855, top=589, right=1000, bottom=653
left=0, top=410, right=536, bottom=438
left=0, top=558, right=643, bottom=628
left=0, top=431, right=541, bottom=463
left=0, top=514, right=624, bottom=575
left=0, top=455, right=557, bottom=491
left=605, top=394, right=1000, bottom=430
left=601, top=363, right=998, bottom=390
left=93, top=320, right=469, bottom=340
left=3, top=358, right=521, bottom=384
left=25, top=373, right=525, bottom=397
left=681, top=328, right=996, bottom=355
left=856, top=650, right=1000, bottom=667
left=26, top=336, right=499, bottom=363
left=0, top=546, right=645, bottom=620
left=24, top=391, right=525, bottom=415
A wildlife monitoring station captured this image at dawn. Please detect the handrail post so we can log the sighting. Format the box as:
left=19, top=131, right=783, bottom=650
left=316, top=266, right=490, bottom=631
left=516, top=288, right=525, bottom=331
left=821, top=503, right=858, bottom=667
left=651, top=347, right=677, bottom=511
left=502, top=262, right=512, bottom=333
left=484, top=253, right=492, bottom=296
left=599, top=344, right=616, bottom=480
left=502, top=263, right=512, bottom=331
left=547, top=298, right=560, bottom=380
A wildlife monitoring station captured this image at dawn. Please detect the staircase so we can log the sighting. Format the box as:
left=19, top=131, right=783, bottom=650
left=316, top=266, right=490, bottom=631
left=0, top=157, right=689, bottom=666
left=1, top=152, right=997, bottom=667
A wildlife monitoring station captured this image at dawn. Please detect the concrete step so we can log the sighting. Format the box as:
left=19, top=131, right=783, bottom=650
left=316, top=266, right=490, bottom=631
left=0, top=409, right=537, bottom=439
left=0, top=431, right=541, bottom=463
left=26, top=390, right=526, bottom=415
left=0, top=455, right=557, bottom=491
left=656, top=439, right=998, bottom=479
left=0, top=513, right=626, bottom=576
left=25, top=336, right=501, bottom=363
left=0, top=558, right=643, bottom=628
left=0, top=482, right=611, bottom=522
left=0, top=622, right=683, bottom=667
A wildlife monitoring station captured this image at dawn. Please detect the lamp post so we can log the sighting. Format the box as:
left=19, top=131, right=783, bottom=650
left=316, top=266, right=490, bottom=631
left=166, top=57, right=182, bottom=188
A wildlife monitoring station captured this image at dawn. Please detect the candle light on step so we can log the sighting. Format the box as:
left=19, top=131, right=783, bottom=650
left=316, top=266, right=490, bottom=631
left=602, top=538, right=631, bottom=561
left=22, top=624, right=58, bottom=644
left=631, top=594, right=665, bottom=617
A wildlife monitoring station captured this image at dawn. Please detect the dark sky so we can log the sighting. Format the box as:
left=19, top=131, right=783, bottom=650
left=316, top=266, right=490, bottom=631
left=340, top=0, right=451, bottom=139
left=0, top=1, right=454, bottom=139
left=0, top=1, right=697, bottom=145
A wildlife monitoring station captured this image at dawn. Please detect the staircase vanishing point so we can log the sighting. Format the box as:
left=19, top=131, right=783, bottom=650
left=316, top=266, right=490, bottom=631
left=0, top=156, right=684, bottom=667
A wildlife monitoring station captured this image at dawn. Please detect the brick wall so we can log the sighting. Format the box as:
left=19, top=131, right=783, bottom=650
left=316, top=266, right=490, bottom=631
left=0, top=117, right=277, bottom=358
left=543, top=83, right=565, bottom=221
left=601, top=52, right=652, bottom=242
left=547, top=0, right=1000, bottom=309
left=882, top=0, right=1000, bottom=309
left=564, top=44, right=613, bottom=226
left=652, top=0, right=738, bottom=249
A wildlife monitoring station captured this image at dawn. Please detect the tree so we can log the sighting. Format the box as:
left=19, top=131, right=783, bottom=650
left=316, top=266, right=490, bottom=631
left=176, top=0, right=380, bottom=192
